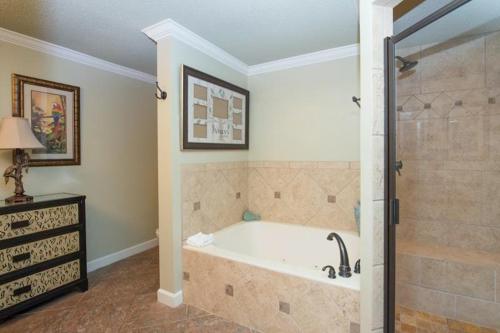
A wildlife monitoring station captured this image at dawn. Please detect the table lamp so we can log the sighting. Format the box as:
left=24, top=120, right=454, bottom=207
left=0, top=117, right=44, bottom=203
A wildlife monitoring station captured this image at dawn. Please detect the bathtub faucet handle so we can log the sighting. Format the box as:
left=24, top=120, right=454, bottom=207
left=354, top=259, right=360, bottom=274
left=322, top=265, right=336, bottom=279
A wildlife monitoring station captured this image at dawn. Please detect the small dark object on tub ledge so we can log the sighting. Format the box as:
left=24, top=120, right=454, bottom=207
left=322, top=265, right=336, bottom=279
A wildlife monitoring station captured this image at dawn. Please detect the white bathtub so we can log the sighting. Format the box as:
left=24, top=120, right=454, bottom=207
left=183, top=221, right=360, bottom=290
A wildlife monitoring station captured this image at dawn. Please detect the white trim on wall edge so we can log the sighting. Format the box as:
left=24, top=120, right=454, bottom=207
left=247, top=44, right=360, bottom=76
left=142, top=19, right=359, bottom=76
left=157, top=288, right=183, bottom=308
left=87, top=238, right=158, bottom=272
left=0, top=27, right=156, bottom=84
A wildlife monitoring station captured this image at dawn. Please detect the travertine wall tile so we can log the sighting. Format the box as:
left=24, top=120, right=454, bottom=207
left=395, top=253, right=421, bottom=285
left=420, top=36, right=485, bottom=93
left=496, top=270, right=500, bottom=303
left=420, top=258, right=495, bottom=301
left=373, top=70, right=385, bottom=135
left=396, top=283, right=456, bottom=319
left=396, top=30, right=500, bottom=328
left=372, top=135, right=385, bottom=201
left=372, top=265, right=384, bottom=329
left=181, top=162, right=249, bottom=240
left=486, top=31, right=500, bottom=88
left=373, top=201, right=384, bottom=266
left=248, top=161, right=360, bottom=231
left=455, top=296, right=500, bottom=329
left=182, top=160, right=361, bottom=238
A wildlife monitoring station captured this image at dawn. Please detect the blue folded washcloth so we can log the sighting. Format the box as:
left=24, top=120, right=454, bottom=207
left=354, top=201, right=361, bottom=235
left=243, top=210, right=261, bottom=222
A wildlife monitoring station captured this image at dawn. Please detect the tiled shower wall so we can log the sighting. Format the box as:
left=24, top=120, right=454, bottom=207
left=396, top=31, right=500, bottom=329
left=181, top=161, right=360, bottom=239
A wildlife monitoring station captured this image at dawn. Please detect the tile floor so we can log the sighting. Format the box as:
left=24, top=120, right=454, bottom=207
left=396, top=305, right=498, bottom=333
left=0, top=248, right=255, bottom=333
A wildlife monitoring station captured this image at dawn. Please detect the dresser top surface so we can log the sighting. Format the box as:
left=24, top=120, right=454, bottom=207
left=0, top=193, right=85, bottom=210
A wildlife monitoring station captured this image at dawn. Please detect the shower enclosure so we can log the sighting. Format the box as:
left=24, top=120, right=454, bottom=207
left=386, top=0, right=500, bottom=331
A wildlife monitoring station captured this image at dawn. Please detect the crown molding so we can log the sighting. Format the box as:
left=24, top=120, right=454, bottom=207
left=143, top=19, right=359, bottom=76
left=0, top=27, right=156, bottom=84
left=247, top=44, right=360, bottom=76
left=142, top=19, right=248, bottom=75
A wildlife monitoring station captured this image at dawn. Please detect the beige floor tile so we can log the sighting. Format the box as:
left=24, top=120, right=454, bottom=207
left=0, top=247, right=252, bottom=333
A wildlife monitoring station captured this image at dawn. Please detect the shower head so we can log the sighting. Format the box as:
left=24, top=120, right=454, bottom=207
left=396, top=56, right=418, bottom=73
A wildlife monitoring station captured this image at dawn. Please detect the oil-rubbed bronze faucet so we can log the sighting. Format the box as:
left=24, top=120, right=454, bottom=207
left=327, top=232, right=351, bottom=278
left=322, top=265, right=336, bottom=279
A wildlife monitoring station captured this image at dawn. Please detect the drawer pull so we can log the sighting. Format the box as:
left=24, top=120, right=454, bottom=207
left=13, top=285, right=31, bottom=296
left=11, top=220, right=30, bottom=230
left=12, top=252, right=31, bottom=263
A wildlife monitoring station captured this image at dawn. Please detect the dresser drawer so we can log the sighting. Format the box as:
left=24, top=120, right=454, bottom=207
left=0, top=204, right=79, bottom=241
left=0, top=232, right=80, bottom=275
left=0, top=260, right=80, bottom=310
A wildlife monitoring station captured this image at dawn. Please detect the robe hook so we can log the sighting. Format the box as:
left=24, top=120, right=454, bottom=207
left=156, top=82, right=167, bottom=100
left=352, top=96, right=361, bottom=108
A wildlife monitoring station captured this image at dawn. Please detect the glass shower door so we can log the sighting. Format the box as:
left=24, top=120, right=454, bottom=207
left=386, top=0, right=500, bottom=331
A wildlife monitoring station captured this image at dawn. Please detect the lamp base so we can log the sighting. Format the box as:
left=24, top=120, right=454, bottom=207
left=5, top=194, right=34, bottom=204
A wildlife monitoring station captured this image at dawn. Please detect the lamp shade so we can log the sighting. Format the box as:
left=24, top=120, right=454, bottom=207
left=0, top=117, right=44, bottom=150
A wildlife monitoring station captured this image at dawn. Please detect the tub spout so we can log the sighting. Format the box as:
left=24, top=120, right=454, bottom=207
left=327, top=232, right=351, bottom=278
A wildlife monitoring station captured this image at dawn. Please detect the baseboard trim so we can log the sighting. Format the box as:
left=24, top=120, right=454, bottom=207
left=157, top=288, right=183, bottom=308
left=87, top=238, right=158, bottom=272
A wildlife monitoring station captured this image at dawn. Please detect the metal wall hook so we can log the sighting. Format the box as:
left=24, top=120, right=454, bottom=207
left=155, top=81, right=167, bottom=100
left=352, top=96, right=361, bottom=108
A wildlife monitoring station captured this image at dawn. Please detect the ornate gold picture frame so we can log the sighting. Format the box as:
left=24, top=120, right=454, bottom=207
left=12, top=74, right=81, bottom=166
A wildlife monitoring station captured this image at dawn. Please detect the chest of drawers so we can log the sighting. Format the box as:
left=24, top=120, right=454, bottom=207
left=0, top=193, right=87, bottom=320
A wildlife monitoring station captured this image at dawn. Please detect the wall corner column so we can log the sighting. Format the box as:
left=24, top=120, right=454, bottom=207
left=360, top=1, right=399, bottom=332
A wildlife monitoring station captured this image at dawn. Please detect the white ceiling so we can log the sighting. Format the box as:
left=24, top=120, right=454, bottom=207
left=0, top=0, right=360, bottom=75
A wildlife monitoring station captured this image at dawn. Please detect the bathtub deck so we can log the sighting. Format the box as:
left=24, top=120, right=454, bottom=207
left=183, top=247, right=360, bottom=333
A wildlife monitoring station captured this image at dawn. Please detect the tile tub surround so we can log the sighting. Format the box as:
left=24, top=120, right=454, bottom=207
left=395, top=30, right=500, bottom=329
left=182, top=161, right=360, bottom=239
left=182, top=162, right=249, bottom=240
left=183, top=248, right=360, bottom=333
left=248, top=161, right=360, bottom=232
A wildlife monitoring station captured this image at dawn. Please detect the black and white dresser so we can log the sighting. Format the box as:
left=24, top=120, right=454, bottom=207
left=0, top=193, right=87, bottom=320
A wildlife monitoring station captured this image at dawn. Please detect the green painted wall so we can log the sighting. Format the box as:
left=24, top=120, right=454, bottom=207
left=0, top=41, right=158, bottom=261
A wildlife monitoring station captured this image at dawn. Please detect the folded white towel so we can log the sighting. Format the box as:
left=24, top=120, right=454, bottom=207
left=186, top=232, right=214, bottom=247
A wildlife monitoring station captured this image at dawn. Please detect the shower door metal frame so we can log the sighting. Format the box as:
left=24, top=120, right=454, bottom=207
left=384, top=1, right=472, bottom=332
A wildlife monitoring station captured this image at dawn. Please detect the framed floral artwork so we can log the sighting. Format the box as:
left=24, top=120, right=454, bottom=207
left=182, top=65, right=249, bottom=150
left=11, top=74, right=81, bottom=166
